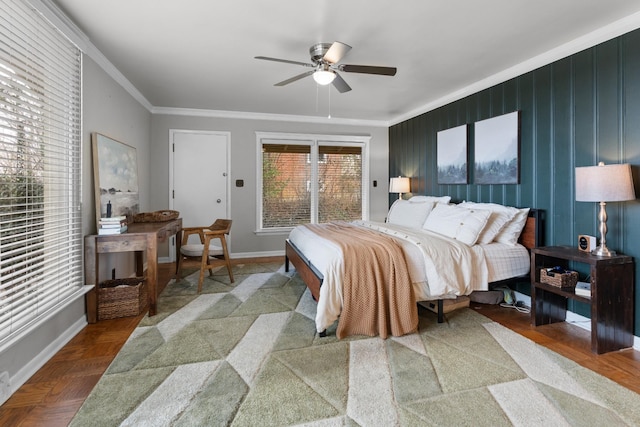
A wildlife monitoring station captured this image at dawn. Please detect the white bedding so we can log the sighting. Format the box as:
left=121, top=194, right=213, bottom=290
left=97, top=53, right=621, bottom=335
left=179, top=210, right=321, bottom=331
left=288, top=220, right=530, bottom=332
left=480, top=241, right=530, bottom=282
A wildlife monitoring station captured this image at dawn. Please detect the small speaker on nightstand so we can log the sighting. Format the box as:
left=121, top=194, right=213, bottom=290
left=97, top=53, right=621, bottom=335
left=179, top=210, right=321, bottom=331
left=578, top=235, right=596, bottom=252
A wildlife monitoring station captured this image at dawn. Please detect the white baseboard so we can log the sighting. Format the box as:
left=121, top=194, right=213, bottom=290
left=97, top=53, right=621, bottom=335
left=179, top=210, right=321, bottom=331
left=1, top=315, right=87, bottom=406
left=0, top=371, right=10, bottom=405
left=230, top=250, right=285, bottom=259
left=159, top=250, right=286, bottom=264
left=514, top=291, right=639, bottom=351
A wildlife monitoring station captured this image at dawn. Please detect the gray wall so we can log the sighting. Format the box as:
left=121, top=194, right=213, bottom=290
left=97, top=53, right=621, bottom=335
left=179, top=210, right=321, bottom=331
left=82, top=57, right=153, bottom=281
left=150, top=115, right=389, bottom=255
left=82, top=57, right=153, bottom=236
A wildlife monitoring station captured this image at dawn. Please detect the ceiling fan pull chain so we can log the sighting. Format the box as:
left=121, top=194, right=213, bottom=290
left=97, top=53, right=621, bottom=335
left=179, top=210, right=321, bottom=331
left=328, top=85, right=331, bottom=119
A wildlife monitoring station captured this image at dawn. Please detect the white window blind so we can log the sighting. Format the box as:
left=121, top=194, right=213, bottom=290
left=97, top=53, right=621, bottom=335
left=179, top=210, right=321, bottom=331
left=258, top=133, right=369, bottom=231
left=0, top=0, right=82, bottom=347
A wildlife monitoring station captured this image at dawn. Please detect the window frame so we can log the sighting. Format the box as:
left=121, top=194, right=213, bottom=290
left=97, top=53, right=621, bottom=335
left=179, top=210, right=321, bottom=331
left=0, top=0, right=85, bottom=352
left=256, top=131, right=370, bottom=234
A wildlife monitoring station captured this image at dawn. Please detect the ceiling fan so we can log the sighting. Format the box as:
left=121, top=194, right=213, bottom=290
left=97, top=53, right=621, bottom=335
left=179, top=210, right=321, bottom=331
left=255, top=41, right=397, bottom=93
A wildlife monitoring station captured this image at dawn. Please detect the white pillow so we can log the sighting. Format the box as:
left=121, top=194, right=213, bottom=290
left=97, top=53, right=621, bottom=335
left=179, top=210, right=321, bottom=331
left=495, top=208, right=531, bottom=245
left=409, top=195, right=452, bottom=204
left=387, top=199, right=435, bottom=229
left=422, top=203, right=491, bottom=245
left=458, top=202, right=518, bottom=244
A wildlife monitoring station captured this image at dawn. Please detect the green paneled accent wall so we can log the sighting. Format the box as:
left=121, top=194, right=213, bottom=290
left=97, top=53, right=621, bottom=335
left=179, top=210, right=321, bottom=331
left=390, top=29, right=640, bottom=335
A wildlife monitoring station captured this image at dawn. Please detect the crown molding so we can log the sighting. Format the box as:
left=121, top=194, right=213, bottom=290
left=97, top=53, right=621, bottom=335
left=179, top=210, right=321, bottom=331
left=30, top=1, right=387, bottom=127
left=31, top=0, right=153, bottom=111
left=82, top=45, right=154, bottom=111
left=389, top=11, right=640, bottom=126
left=151, top=106, right=389, bottom=127
left=27, top=0, right=89, bottom=49
left=30, top=1, right=640, bottom=128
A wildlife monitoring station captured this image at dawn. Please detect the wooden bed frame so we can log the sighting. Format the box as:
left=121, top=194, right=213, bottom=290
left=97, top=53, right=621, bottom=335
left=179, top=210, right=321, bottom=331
left=285, top=209, right=544, bottom=329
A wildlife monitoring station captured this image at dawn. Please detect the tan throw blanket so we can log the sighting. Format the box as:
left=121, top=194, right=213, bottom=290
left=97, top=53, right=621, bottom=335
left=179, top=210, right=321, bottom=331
left=304, top=221, right=418, bottom=339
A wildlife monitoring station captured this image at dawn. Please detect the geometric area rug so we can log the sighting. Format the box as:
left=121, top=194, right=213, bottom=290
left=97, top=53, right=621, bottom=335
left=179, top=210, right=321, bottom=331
left=70, top=262, right=640, bottom=426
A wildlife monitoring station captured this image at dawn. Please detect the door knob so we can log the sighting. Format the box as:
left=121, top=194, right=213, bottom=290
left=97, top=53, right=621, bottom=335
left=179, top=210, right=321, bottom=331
left=217, top=199, right=221, bottom=203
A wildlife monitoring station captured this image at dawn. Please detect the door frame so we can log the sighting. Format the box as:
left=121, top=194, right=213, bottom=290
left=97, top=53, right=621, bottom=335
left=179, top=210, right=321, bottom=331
left=168, top=129, right=231, bottom=262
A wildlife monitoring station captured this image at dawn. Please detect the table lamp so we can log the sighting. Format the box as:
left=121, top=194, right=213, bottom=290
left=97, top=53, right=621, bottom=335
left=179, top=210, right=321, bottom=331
left=389, top=176, right=410, bottom=200
left=575, top=162, right=635, bottom=256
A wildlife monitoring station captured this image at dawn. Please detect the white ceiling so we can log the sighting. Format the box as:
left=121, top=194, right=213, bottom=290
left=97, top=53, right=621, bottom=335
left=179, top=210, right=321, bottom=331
left=51, top=0, right=640, bottom=125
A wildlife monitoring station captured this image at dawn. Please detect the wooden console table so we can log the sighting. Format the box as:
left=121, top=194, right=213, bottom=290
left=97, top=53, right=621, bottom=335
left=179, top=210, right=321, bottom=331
left=84, top=218, right=182, bottom=323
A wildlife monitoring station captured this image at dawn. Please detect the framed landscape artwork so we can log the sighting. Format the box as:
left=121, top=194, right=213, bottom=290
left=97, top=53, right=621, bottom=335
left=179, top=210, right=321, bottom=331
left=474, top=111, right=520, bottom=184
left=92, top=133, right=140, bottom=228
left=437, top=124, right=468, bottom=184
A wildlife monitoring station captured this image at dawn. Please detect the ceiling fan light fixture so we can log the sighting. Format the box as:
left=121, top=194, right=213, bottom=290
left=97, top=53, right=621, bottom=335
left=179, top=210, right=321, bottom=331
left=313, top=69, right=336, bottom=85
left=256, top=41, right=396, bottom=93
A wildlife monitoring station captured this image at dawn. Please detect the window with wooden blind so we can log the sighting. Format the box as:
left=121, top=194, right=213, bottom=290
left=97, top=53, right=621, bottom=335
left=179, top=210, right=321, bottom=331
left=0, top=0, right=83, bottom=349
left=261, top=142, right=311, bottom=228
left=257, top=132, right=369, bottom=231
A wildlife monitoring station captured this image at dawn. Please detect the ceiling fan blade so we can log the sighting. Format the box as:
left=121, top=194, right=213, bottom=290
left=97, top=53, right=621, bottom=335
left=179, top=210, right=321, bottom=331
left=340, top=64, right=397, bottom=76
left=332, top=73, right=351, bottom=93
left=274, top=70, right=315, bottom=86
left=323, top=41, right=352, bottom=64
left=255, top=56, right=314, bottom=67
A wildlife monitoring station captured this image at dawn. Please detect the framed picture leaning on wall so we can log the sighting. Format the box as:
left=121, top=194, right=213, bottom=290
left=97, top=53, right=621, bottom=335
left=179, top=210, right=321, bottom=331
left=91, top=133, right=140, bottom=228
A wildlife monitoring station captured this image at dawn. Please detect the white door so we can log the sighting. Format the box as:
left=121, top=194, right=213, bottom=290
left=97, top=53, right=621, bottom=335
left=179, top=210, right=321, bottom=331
left=169, top=130, right=230, bottom=260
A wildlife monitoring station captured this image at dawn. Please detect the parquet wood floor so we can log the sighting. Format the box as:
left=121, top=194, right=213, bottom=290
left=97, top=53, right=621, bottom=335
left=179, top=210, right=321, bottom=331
left=1, top=258, right=639, bottom=426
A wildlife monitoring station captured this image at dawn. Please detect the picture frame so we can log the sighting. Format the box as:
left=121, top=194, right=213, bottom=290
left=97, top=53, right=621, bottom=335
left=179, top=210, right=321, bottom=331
left=92, top=133, right=140, bottom=228
left=474, top=111, right=520, bottom=184
left=437, top=124, right=468, bottom=184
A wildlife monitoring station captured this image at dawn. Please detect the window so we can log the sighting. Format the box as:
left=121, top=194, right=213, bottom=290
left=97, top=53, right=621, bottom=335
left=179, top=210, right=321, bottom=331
left=317, top=145, right=363, bottom=223
left=0, top=0, right=82, bottom=348
left=306, top=153, right=327, bottom=164
left=261, top=141, right=311, bottom=229
left=257, top=132, right=369, bottom=231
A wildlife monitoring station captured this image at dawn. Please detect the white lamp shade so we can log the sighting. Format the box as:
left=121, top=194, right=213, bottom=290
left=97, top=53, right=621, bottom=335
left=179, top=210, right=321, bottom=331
left=313, top=70, right=336, bottom=85
left=389, top=176, right=410, bottom=194
left=575, top=163, right=635, bottom=202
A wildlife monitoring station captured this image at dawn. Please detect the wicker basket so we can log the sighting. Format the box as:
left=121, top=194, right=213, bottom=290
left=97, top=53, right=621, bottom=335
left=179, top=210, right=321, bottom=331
left=98, top=277, right=147, bottom=320
left=133, top=210, right=179, bottom=223
left=540, top=268, right=578, bottom=289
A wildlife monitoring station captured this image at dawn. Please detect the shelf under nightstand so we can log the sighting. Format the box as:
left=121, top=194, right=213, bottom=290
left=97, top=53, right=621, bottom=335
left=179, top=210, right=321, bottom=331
left=530, top=246, right=634, bottom=354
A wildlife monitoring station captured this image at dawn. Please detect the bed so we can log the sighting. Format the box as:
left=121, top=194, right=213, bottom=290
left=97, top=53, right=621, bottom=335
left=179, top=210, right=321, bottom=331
left=285, top=197, right=544, bottom=338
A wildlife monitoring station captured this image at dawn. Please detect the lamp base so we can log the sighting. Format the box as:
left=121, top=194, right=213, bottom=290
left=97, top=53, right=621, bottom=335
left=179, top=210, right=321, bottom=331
left=592, top=245, right=616, bottom=257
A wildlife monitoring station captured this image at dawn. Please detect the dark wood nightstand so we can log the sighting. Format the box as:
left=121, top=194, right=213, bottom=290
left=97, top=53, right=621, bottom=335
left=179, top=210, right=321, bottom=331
left=530, top=246, right=634, bottom=354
